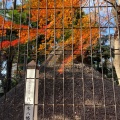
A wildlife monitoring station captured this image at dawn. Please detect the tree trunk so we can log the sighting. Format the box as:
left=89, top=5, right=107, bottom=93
left=113, top=37, right=120, bottom=84
left=6, top=50, right=14, bottom=92
left=0, top=52, right=4, bottom=95
left=6, top=59, right=13, bottom=92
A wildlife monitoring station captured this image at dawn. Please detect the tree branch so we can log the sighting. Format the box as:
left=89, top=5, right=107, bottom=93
left=104, top=0, right=116, bottom=9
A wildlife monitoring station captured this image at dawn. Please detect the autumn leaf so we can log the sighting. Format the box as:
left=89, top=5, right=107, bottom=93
left=0, top=0, right=99, bottom=74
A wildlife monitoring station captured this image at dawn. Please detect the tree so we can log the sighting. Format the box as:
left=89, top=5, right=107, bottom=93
left=81, top=35, right=118, bottom=83
left=103, top=0, right=120, bottom=84
left=0, top=0, right=100, bottom=92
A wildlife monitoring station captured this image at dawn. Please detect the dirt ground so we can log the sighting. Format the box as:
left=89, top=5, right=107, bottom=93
left=0, top=63, right=120, bottom=120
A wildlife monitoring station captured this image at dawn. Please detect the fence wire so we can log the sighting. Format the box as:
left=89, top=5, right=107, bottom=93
left=0, top=0, right=120, bottom=120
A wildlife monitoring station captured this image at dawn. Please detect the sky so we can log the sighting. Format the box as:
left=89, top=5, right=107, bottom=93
left=0, top=0, right=21, bottom=8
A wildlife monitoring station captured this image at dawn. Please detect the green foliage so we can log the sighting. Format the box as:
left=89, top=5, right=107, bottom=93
left=7, top=10, right=28, bottom=24
left=81, top=35, right=117, bottom=83
left=73, top=9, right=85, bottom=25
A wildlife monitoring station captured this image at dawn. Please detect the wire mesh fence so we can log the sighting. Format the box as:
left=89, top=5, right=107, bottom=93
left=0, top=0, right=120, bottom=119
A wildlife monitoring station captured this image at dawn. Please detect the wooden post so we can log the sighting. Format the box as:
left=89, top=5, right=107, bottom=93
left=24, top=60, right=39, bottom=120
